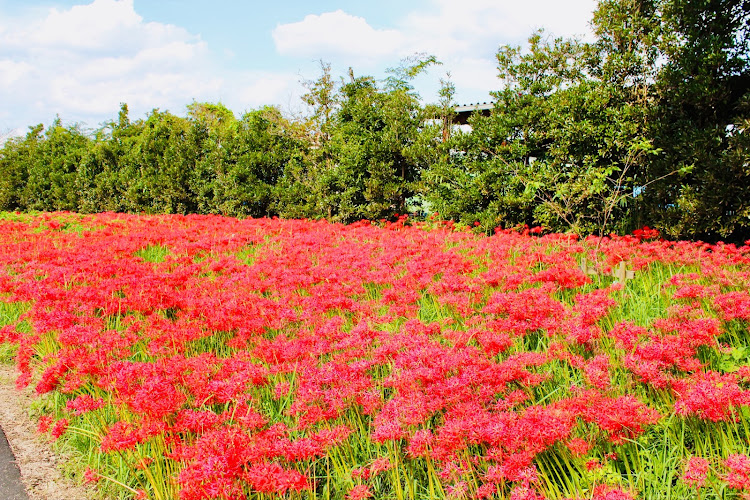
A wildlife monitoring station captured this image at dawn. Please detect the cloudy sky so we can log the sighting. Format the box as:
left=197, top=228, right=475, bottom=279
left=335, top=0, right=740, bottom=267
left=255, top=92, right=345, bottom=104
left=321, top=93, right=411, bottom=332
left=0, top=0, right=597, bottom=136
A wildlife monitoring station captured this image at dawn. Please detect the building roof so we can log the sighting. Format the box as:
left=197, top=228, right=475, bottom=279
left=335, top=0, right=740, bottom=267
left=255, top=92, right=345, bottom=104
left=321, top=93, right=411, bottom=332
left=454, top=102, right=494, bottom=125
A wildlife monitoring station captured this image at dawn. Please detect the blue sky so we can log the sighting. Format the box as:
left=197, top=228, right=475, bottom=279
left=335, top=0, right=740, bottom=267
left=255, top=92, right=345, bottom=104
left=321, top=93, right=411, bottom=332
left=0, top=0, right=597, bottom=136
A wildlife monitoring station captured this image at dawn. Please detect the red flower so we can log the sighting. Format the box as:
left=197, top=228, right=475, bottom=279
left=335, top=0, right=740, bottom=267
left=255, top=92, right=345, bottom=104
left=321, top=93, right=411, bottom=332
left=66, top=394, right=105, bottom=415
left=51, top=418, right=69, bottom=439
left=100, top=421, right=142, bottom=452
left=347, top=484, right=373, bottom=500
left=37, top=415, right=53, bottom=434
left=565, top=437, right=592, bottom=457
left=722, top=454, right=750, bottom=490
left=83, top=467, right=100, bottom=484
left=682, top=457, right=709, bottom=488
left=673, top=371, right=750, bottom=422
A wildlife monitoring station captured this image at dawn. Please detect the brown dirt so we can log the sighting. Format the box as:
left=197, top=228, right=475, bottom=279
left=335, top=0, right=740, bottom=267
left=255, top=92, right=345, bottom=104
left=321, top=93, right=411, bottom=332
left=0, top=364, right=98, bottom=500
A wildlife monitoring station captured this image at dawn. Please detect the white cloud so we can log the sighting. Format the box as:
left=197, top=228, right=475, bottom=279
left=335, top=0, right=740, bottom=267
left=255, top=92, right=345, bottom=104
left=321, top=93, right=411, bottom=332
left=273, top=0, right=597, bottom=105
left=0, top=0, right=600, bottom=133
left=237, top=74, right=303, bottom=108
left=402, top=0, right=595, bottom=55
left=0, top=0, right=301, bottom=131
left=273, top=10, right=407, bottom=60
left=445, top=57, right=498, bottom=104
left=401, top=0, right=597, bottom=103
left=18, top=0, right=144, bottom=51
left=0, top=60, right=33, bottom=87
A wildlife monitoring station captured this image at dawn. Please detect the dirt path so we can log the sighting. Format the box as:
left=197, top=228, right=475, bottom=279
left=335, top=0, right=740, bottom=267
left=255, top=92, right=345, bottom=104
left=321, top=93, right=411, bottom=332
left=0, top=365, right=97, bottom=500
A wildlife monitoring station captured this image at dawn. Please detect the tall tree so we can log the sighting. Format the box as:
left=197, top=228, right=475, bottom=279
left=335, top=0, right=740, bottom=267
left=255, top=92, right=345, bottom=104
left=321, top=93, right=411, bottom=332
left=115, top=109, right=198, bottom=214
left=423, top=30, right=649, bottom=234
left=77, top=104, right=143, bottom=212
left=0, top=124, right=43, bottom=210
left=280, top=57, right=437, bottom=222
left=423, top=0, right=749, bottom=240
left=217, top=106, right=305, bottom=218
left=21, top=119, right=91, bottom=212
left=643, top=0, right=750, bottom=240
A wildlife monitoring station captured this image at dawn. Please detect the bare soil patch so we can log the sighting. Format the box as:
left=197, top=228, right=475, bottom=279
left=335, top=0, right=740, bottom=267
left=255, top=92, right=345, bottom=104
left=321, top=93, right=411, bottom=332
left=0, top=364, right=97, bottom=500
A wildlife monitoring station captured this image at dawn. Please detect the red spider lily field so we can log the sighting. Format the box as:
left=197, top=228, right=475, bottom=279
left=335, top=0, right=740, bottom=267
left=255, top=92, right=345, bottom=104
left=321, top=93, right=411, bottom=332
left=0, top=212, right=749, bottom=500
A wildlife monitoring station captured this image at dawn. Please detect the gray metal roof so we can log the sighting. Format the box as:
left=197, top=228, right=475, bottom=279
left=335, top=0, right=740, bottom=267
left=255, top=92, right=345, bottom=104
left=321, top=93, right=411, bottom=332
left=454, top=102, right=494, bottom=113
left=454, top=102, right=494, bottom=125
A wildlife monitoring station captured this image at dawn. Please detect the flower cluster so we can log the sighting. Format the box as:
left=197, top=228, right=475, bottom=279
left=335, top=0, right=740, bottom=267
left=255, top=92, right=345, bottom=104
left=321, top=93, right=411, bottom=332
left=0, top=212, right=748, bottom=499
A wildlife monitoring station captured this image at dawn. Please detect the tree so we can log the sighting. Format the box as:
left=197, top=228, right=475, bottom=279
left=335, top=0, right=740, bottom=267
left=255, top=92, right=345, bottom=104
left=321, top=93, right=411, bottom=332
left=424, top=0, right=749, bottom=241
left=214, top=106, right=305, bottom=218
left=115, top=109, right=197, bottom=214
left=0, top=125, right=42, bottom=210
left=76, top=104, right=143, bottom=212
left=20, top=119, right=91, bottom=212
left=187, top=102, right=238, bottom=215
left=280, top=57, right=438, bottom=222
left=423, top=31, right=646, bottom=234
left=642, top=0, right=750, bottom=240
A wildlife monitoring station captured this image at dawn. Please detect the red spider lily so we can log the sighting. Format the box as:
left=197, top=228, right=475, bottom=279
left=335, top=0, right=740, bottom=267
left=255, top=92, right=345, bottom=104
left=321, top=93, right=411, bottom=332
left=583, top=355, right=612, bottom=390
left=347, top=484, right=373, bottom=500
left=50, top=418, right=69, bottom=439
left=37, top=415, right=53, bottom=434
left=714, top=291, right=750, bottom=321
left=66, top=394, right=105, bottom=415
left=83, top=467, right=100, bottom=484
left=583, top=485, right=636, bottom=500
left=100, top=421, right=143, bottom=452
left=673, top=371, right=750, bottom=422
left=632, top=226, right=660, bottom=241
left=509, top=484, right=547, bottom=500
left=1, top=212, right=749, bottom=499
left=242, top=462, right=309, bottom=494
left=682, top=456, right=710, bottom=488
left=565, top=437, right=592, bottom=457
left=571, top=392, right=661, bottom=444
left=722, top=454, right=750, bottom=491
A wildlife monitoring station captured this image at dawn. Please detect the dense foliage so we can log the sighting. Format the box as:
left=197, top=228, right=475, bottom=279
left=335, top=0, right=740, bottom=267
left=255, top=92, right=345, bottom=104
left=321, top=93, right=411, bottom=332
left=1, top=212, right=750, bottom=500
left=0, top=0, right=748, bottom=241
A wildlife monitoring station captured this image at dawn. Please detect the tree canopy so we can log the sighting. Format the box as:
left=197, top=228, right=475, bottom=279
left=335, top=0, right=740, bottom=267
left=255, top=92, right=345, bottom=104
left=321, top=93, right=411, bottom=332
left=0, top=0, right=748, bottom=241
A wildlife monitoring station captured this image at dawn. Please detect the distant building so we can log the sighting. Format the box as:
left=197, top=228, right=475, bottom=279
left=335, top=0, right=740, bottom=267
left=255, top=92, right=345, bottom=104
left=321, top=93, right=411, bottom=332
left=438, top=102, right=494, bottom=141
left=454, top=102, right=493, bottom=125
